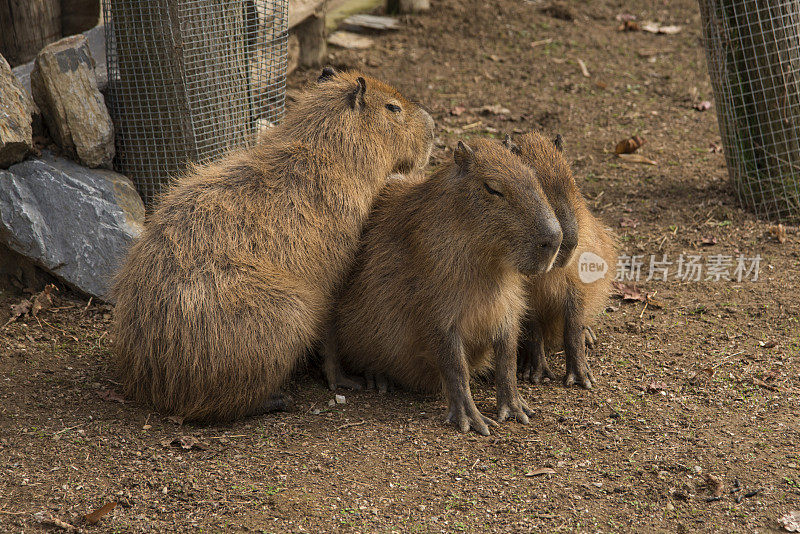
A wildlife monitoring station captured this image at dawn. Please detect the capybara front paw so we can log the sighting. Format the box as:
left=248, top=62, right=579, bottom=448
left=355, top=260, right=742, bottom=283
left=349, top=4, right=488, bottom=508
left=364, top=372, right=389, bottom=393
left=497, top=394, right=534, bottom=424
left=328, top=373, right=363, bottom=391
left=446, top=403, right=498, bottom=436
left=521, top=358, right=555, bottom=384
left=564, top=360, right=595, bottom=389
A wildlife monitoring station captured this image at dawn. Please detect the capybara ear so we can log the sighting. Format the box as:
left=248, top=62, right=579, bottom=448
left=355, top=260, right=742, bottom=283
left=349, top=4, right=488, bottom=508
left=503, top=134, right=521, bottom=155
left=454, top=141, right=474, bottom=171
left=553, top=134, right=564, bottom=152
left=318, top=67, right=337, bottom=82
left=347, top=76, right=367, bottom=109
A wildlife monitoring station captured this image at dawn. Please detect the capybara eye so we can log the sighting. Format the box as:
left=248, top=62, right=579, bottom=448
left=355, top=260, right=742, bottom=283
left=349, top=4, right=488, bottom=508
left=386, top=103, right=402, bottom=113
left=484, top=182, right=504, bottom=197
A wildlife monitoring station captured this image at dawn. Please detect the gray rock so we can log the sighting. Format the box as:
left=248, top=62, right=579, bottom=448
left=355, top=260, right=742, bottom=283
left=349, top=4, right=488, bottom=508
left=0, top=152, right=144, bottom=299
left=13, top=25, right=108, bottom=94
left=0, top=54, right=34, bottom=168
left=31, top=34, right=114, bottom=168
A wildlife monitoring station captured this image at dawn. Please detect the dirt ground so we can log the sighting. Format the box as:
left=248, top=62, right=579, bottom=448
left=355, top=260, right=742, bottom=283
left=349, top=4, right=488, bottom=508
left=2, top=0, right=800, bottom=532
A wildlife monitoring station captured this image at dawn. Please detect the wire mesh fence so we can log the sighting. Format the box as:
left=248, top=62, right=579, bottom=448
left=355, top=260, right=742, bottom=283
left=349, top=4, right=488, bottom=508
left=699, top=1, right=800, bottom=222
left=103, top=0, right=289, bottom=208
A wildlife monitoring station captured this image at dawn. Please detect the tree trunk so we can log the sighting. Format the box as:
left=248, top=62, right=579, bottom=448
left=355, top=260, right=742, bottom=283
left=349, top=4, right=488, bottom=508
left=107, top=0, right=257, bottom=207
left=699, top=0, right=800, bottom=220
left=0, top=0, right=62, bottom=66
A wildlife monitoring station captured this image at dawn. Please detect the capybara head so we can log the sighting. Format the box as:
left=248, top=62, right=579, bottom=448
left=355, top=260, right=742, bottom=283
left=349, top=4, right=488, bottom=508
left=453, top=138, right=562, bottom=275
left=282, top=67, right=435, bottom=175
left=504, top=131, right=580, bottom=267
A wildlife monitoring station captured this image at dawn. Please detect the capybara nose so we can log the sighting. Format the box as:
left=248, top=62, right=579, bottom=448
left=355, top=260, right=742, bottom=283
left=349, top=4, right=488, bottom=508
left=538, top=219, right=563, bottom=257
left=554, top=235, right=578, bottom=267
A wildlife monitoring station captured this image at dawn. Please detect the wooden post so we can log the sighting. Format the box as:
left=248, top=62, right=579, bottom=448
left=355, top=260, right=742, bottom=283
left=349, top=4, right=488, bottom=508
left=699, top=0, right=800, bottom=219
left=296, top=3, right=326, bottom=68
left=0, top=0, right=62, bottom=66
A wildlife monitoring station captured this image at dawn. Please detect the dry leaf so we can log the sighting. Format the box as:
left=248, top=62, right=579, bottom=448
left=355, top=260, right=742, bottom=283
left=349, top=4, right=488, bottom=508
left=615, top=13, right=637, bottom=22
left=645, top=381, right=667, bottom=393
left=779, top=510, right=800, bottom=532
left=645, top=294, right=664, bottom=309
left=612, top=281, right=644, bottom=302
left=449, top=106, right=466, bottom=116
left=616, top=153, right=657, bottom=165
left=84, top=502, right=117, bottom=525
left=641, top=22, right=682, bottom=34
left=615, top=135, right=645, bottom=154
left=30, top=284, right=57, bottom=317
left=619, top=217, right=640, bottom=228
left=705, top=474, right=724, bottom=498
left=7, top=299, right=32, bottom=324
left=525, top=467, right=556, bottom=476
left=161, top=435, right=209, bottom=450
left=693, top=100, right=712, bottom=111
left=700, top=236, right=718, bottom=246
left=97, top=389, right=126, bottom=403
left=769, top=224, right=787, bottom=243
left=166, top=415, right=185, bottom=426
left=709, top=142, right=723, bottom=153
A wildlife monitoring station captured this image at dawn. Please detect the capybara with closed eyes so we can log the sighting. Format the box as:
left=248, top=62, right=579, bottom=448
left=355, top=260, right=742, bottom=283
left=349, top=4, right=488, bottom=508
left=504, top=131, right=617, bottom=389
left=325, top=138, right=562, bottom=435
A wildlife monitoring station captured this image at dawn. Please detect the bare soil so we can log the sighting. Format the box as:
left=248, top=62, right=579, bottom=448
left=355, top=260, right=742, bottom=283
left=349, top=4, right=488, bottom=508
left=2, top=0, right=799, bottom=532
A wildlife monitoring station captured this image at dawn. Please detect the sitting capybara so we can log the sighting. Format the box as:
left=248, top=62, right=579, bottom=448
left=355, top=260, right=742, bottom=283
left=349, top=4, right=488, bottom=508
left=111, top=68, right=434, bottom=422
left=326, top=139, right=562, bottom=435
left=504, top=131, right=617, bottom=389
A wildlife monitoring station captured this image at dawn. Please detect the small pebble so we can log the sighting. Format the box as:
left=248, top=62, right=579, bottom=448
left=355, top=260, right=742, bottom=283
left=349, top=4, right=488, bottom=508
left=335, top=395, right=346, bottom=405
left=327, top=399, right=336, bottom=407
left=693, top=465, right=703, bottom=475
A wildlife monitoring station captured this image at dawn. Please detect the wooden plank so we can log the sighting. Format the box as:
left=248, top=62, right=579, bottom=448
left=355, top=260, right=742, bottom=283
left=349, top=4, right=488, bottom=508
left=289, top=0, right=325, bottom=29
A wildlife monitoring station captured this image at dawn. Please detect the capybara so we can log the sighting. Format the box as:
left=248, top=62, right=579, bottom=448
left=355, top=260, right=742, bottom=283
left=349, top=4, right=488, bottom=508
left=326, top=139, right=562, bottom=435
left=504, top=131, right=617, bottom=389
left=111, top=68, right=435, bottom=422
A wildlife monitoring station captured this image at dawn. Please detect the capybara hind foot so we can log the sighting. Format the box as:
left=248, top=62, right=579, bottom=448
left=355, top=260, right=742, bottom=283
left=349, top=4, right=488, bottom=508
left=364, top=372, right=390, bottom=394
left=521, top=356, right=556, bottom=384
left=584, top=325, right=597, bottom=349
left=445, top=395, right=498, bottom=436
left=496, top=392, right=534, bottom=424
left=327, top=372, right=363, bottom=391
left=249, top=394, right=293, bottom=416
left=564, top=359, right=595, bottom=389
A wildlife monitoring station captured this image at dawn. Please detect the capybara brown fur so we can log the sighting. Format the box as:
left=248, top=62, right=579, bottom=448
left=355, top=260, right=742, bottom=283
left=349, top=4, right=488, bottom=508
left=111, top=68, right=435, bottom=422
left=326, top=139, right=562, bottom=435
left=505, top=131, right=617, bottom=389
